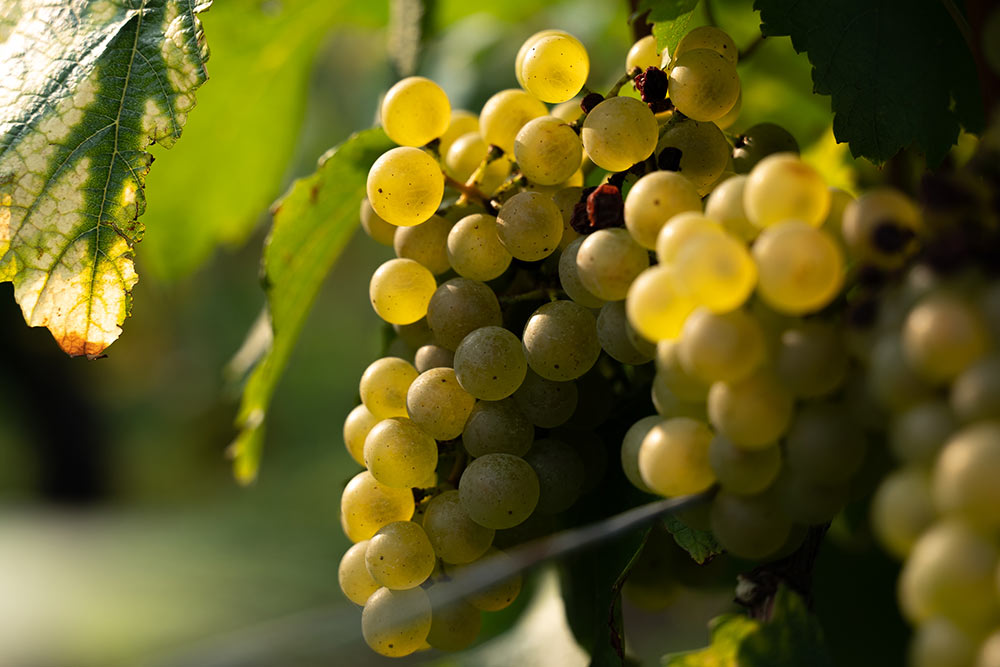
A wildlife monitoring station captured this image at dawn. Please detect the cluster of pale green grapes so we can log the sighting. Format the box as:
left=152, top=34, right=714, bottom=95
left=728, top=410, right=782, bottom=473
left=336, top=20, right=996, bottom=660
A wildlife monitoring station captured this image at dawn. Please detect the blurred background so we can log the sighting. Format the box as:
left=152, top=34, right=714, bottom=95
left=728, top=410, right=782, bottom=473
left=0, top=0, right=873, bottom=665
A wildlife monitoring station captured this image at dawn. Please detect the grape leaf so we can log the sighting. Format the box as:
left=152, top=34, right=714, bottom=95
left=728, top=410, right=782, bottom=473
left=0, top=0, right=211, bottom=356
left=754, top=0, right=984, bottom=165
left=663, top=587, right=832, bottom=667
left=228, top=128, right=394, bottom=484
left=663, top=514, right=722, bottom=564
left=637, top=0, right=701, bottom=55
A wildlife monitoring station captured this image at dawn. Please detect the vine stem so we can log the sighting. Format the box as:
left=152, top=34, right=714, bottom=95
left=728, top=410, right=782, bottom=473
left=444, top=173, right=493, bottom=210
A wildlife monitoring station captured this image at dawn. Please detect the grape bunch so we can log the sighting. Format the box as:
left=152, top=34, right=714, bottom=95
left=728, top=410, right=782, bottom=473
left=338, top=21, right=999, bottom=661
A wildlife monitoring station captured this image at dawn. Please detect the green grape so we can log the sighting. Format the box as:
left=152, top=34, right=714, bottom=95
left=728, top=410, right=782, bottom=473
left=364, top=417, right=438, bottom=489
left=414, top=344, right=454, bottom=372
left=626, top=265, right=697, bottom=342
left=784, top=403, right=866, bottom=485
left=820, top=187, right=854, bottom=245
left=459, top=453, right=540, bottom=529
left=752, top=221, right=844, bottom=315
left=622, top=416, right=661, bottom=493
left=703, top=174, right=759, bottom=242
left=870, top=468, right=935, bottom=559
left=425, top=278, right=502, bottom=350
left=512, top=369, right=579, bottom=428
left=446, top=547, right=523, bottom=611
left=977, top=630, right=1000, bottom=667
left=890, top=400, right=956, bottom=465
left=558, top=237, right=606, bottom=308
left=360, top=198, right=397, bottom=246
left=651, top=376, right=709, bottom=421
left=667, top=49, right=740, bottom=122
left=575, top=228, right=650, bottom=301
left=841, top=187, right=922, bottom=269
left=393, top=214, right=453, bottom=275
left=774, top=321, right=848, bottom=398
left=626, top=34, right=661, bottom=70
left=638, top=417, right=715, bottom=497
left=341, top=471, right=415, bottom=543
left=655, top=116, right=732, bottom=194
left=868, top=334, right=933, bottom=410
left=910, top=618, right=977, bottom=667
left=708, top=369, right=794, bottom=450
left=344, top=403, right=379, bottom=466
left=520, top=32, right=589, bottom=103
left=899, top=519, right=1000, bottom=633
left=951, top=355, right=1000, bottom=423
left=655, top=212, right=725, bottom=263
left=438, top=109, right=479, bottom=156
left=714, top=89, right=742, bottom=130
left=624, top=170, right=703, bottom=249
left=673, top=231, right=757, bottom=313
left=903, top=292, right=989, bottom=384
left=445, top=132, right=511, bottom=196
left=773, top=469, right=850, bottom=525
left=524, top=438, right=585, bottom=514
left=422, top=490, right=495, bottom=564
left=446, top=213, right=512, bottom=282
left=743, top=153, right=830, bottom=228
left=360, top=356, right=419, bottom=420
left=362, top=586, right=432, bottom=657
left=581, top=96, right=658, bottom=172
left=380, top=76, right=451, bottom=147
left=655, top=340, right=709, bottom=401
left=553, top=186, right=583, bottom=250
left=514, top=116, right=583, bottom=185
left=367, top=146, right=445, bottom=227
left=710, top=490, right=791, bottom=560
left=453, top=326, right=528, bottom=400
left=496, top=191, right=563, bottom=261
left=462, top=399, right=534, bottom=457
left=709, top=434, right=781, bottom=495
left=732, top=123, right=799, bottom=173
left=365, top=521, right=436, bottom=590
left=522, top=300, right=601, bottom=381
left=406, top=367, right=476, bottom=440
left=479, top=89, right=548, bottom=153
left=933, top=421, right=1000, bottom=529
left=678, top=307, right=766, bottom=384
left=369, top=258, right=438, bottom=325
left=597, top=300, right=656, bottom=365
left=339, top=540, right=380, bottom=605
left=426, top=597, right=482, bottom=651
left=673, top=25, right=738, bottom=64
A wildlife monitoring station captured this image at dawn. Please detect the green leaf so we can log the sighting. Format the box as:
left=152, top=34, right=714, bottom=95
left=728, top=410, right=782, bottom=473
left=663, top=514, right=722, bottom=564
left=638, top=0, right=701, bottom=55
left=754, top=0, right=984, bottom=165
left=0, top=0, right=211, bottom=356
left=140, top=0, right=387, bottom=282
left=663, top=587, right=833, bottom=667
left=228, top=128, right=394, bottom=484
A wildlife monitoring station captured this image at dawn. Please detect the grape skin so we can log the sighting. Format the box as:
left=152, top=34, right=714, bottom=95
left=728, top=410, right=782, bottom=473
left=625, top=171, right=704, bottom=250
left=367, top=147, right=445, bottom=227
left=522, top=300, right=602, bottom=381
left=581, top=96, right=659, bottom=172
left=380, top=76, right=451, bottom=147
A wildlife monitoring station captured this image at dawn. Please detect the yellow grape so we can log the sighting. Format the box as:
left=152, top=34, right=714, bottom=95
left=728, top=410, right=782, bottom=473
left=655, top=212, right=725, bottom=263
left=655, top=116, right=731, bottom=195
left=339, top=540, right=380, bottom=605
left=367, top=147, right=445, bottom=227
left=446, top=213, right=512, bottom=281
left=626, top=265, right=697, bottom=342
left=626, top=35, right=661, bottom=71
left=624, top=170, right=703, bottom=250
left=672, top=232, right=757, bottom=313
left=752, top=221, right=844, bottom=315
left=581, top=96, right=658, bottom=172
left=520, top=32, right=589, bottom=103
left=362, top=587, right=432, bottom=657
left=496, top=191, right=563, bottom=261
left=363, top=417, right=438, bottom=488
left=576, top=227, right=650, bottom=301
left=438, top=109, right=479, bottom=155
left=514, top=116, right=583, bottom=186
left=515, top=29, right=566, bottom=88
left=360, top=198, right=397, bottom=246
left=369, top=258, right=438, bottom=325
left=480, top=89, right=548, bottom=153
left=673, top=25, right=738, bottom=64
left=365, top=520, right=437, bottom=590
left=343, top=403, right=380, bottom=466
left=743, top=153, right=831, bottom=228
left=380, top=76, right=451, bottom=147
left=638, top=417, right=716, bottom=497
left=667, top=49, right=740, bottom=122
left=341, top=470, right=415, bottom=543
left=703, top=174, right=759, bottom=242
left=359, top=356, right=418, bottom=420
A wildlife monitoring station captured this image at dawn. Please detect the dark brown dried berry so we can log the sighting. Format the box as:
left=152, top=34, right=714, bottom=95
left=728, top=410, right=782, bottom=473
left=581, top=93, right=604, bottom=114
left=872, top=220, right=915, bottom=253
left=634, top=66, right=668, bottom=104
left=648, top=98, right=674, bottom=114
left=657, top=147, right=682, bottom=172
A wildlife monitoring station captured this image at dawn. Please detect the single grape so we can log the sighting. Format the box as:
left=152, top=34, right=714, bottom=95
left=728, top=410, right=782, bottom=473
left=362, top=586, right=432, bottom=657
left=933, top=421, right=1000, bottom=529
left=426, top=597, right=482, bottom=651
left=479, top=89, right=548, bottom=154
left=707, top=369, right=794, bottom=450
left=558, top=237, right=607, bottom=308
left=784, top=402, right=866, bottom=485
left=520, top=32, right=589, bottom=103
left=743, top=153, right=830, bottom=228
left=341, top=470, right=415, bottom=542
left=522, top=300, right=601, bottom=381
left=673, top=232, right=757, bottom=312
left=339, top=541, right=380, bottom=605
left=774, top=321, right=848, bottom=398
left=667, top=48, right=740, bottom=122
left=752, top=221, right=844, bottom=315
left=621, top=416, right=662, bottom=493
left=655, top=340, right=709, bottom=401
left=446, top=214, right=512, bottom=282
left=344, top=403, right=380, bottom=466
left=422, top=490, right=495, bottom=564
left=524, top=438, right=585, bottom=514
left=367, top=146, right=444, bottom=227
left=425, top=277, right=502, bottom=350
left=393, top=214, right=453, bottom=275
left=453, top=326, right=528, bottom=400
left=710, top=490, right=791, bottom=560
left=581, top=96, right=658, bottom=172
left=445, top=132, right=511, bottom=195
left=902, top=291, right=989, bottom=384
left=438, top=109, right=479, bottom=156
left=732, top=123, right=799, bottom=173
left=890, top=399, right=956, bottom=465
left=414, top=344, right=454, bottom=372
left=514, top=116, right=583, bottom=186
left=703, top=174, right=759, bottom=242
left=496, top=191, right=563, bottom=261
left=364, top=417, right=438, bottom=489
left=459, top=453, right=540, bottom=529
left=360, top=356, right=418, bottom=420
left=626, top=265, right=697, bottom=342
left=673, top=25, right=738, bottom=64
left=360, top=198, right=397, bottom=246
left=365, top=521, right=436, bottom=590
left=515, top=29, right=566, bottom=87
left=624, top=170, right=703, bottom=249
left=677, top=307, right=766, bottom=384
left=462, top=398, right=534, bottom=457
left=709, top=434, right=781, bottom=495
left=406, top=367, right=476, bottom=440
left=597, top=300, right=656, bottom=365
left=870, top=468, right=935, bottom=559
left=369, top=258, right=438, bottom=325
left=655, top=116, right=732, bottom=195
left=550, top=98, right=584, bottom=123
left=841, top=187, right=922, bottom=269
left=512, top=369, right=579, bottom=428
left=638, top=417, right=715, bottom=497
left=576, top=227, right=650, bottom=301
left=951, top=355, right=1000, bottom=422
left=380, top=76, right=451, bottom=147
left=626, top=35, right=661, bottom=70
left=655, top=212, right=726, bottom=263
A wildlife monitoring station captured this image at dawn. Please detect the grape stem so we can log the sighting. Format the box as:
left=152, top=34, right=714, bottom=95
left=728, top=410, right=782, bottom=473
left=498, top=288, right=565, bottom=305
left=736, top=523, right=829, bottom=620
left=444, top=173, right=495, bottom=212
